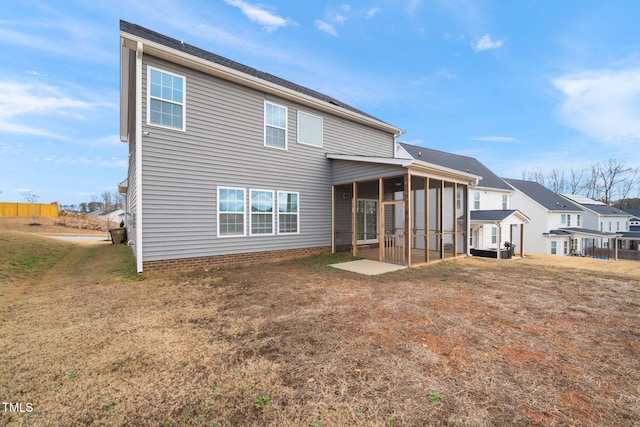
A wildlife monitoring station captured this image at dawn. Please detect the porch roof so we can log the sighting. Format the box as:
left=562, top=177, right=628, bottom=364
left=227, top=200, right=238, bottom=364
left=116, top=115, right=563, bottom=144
left=470, top=209, right=530, bottom=224
left=547, top=228, right=623, bottom=239
left=326, top=153, right=482, bottom=184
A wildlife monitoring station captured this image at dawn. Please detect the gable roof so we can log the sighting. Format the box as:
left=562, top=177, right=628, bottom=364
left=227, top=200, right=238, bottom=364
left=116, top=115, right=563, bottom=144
left=470, top=209, right=530, bottom=223
left=399, top=142, right=511, bottom=191
left=580, top=204, right=630, bottom=216
left=624, top=208, right=640, bottom=220
left=120, top=20, right=402, bottom=136
left=503, top=178, right=583, bottom=212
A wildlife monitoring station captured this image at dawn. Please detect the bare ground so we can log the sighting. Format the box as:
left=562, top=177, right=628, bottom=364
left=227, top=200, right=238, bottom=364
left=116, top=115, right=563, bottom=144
left=1, top=217, right=639, bottom=426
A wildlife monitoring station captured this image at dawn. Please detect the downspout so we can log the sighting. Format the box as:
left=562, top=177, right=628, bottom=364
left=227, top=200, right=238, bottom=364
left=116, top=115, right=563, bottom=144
left=135, top=41, right=144, bottom=273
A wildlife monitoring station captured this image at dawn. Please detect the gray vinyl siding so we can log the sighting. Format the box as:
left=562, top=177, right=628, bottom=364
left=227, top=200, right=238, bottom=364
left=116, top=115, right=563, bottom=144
left=331, top=160, right=405, bottom=185
left=139, top=56, right=396, bottom=262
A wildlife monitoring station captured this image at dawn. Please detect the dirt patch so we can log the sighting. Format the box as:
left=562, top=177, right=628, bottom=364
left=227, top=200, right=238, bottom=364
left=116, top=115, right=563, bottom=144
left=1, top=227, right=639, bottom=426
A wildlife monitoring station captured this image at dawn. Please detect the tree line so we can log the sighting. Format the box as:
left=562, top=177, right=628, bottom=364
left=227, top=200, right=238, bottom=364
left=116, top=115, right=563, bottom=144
left=522, top=158, right=640, bottom=210
left=58, top=191, right=125, bottom=214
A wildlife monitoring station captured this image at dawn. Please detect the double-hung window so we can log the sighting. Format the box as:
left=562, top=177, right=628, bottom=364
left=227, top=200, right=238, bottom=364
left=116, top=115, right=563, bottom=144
left=250, top=190, right=274, bottom=235
left=502, top=194, right=508, bottom=210
left=148, top=67, right=185, bottom=130
left=473, top=192, right=480, bottom=210
left=218, top=187, right=246, bottom=237
left=491, top=226, right=497, bottom=244
left=278, top=191, right=299, bottom=234
left=265, top=102, right=287, bottom=149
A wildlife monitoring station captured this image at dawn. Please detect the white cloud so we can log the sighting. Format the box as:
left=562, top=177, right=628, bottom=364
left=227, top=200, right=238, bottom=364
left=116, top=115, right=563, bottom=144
left=0, top=81, right=111, bottom=138
left=224, top=0, right=292, bottom=32
left=554, top=68, right=640, bottom=143
left=472, top=34, right=504, bottom=51
left=471, top=136, right=518, bottom=143
left=365, top=7, right=381, bottom=19
left=315, top=20, right=339, bottom=37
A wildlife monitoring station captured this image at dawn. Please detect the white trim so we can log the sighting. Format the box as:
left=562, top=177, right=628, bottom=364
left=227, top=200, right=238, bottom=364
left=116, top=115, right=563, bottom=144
left=135, top=41, right=144, bottom=273
left=146, top=66, right=186, bottom=131
left=277, top=190, right=300, bottom=235
left=297, top=110, right=323, bottom=148
left=249, top=189, right=275, bottom=236
left=217, top=186, right=247, bottom=238
left=264, top=101, right=288, bottom=150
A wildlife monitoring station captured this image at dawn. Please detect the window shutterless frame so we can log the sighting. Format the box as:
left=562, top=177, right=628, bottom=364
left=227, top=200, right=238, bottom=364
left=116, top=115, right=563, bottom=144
left=249, top=189, right=275, bottom=236
left=217, top=187, right=246, bottom=237
left=147, top=66, right=186, bottom=131
left=264, top=101, right=287, bottom=149
left=277, top=191, right=299, bottom=234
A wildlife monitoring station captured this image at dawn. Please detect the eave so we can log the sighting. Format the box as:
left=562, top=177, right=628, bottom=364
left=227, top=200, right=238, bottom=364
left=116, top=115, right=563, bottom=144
left=120, top=30, right=404, bottom=137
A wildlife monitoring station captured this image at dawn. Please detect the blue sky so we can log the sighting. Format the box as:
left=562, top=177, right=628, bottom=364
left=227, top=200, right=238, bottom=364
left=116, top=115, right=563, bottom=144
left=2, top=0, right=640, bottom=205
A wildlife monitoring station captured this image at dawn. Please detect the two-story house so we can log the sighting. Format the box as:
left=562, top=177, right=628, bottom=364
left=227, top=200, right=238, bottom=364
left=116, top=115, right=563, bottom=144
left=504, top=179, right=622, bottom=257
left=119, top=21, right=479, bottom=273
left=397, top=143, right=529, bottom=258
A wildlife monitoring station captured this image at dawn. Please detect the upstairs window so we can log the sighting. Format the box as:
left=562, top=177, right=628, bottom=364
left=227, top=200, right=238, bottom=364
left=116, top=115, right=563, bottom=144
left=297, top=111, right=323, bottom=147
left=561, top=214, right=566, bottom=225
left=148, top=67, right=185, bottom=130
left=502, top=194, right=508, bottom=210
left=473, top=192, right=480, bottom=210
left=567, top=214, right=571, bottom=227
left=278, top=191, right=299, bottom=234
left=265, top=102, right=287, bottom=149
left=577, top=214, right=581, bottom=227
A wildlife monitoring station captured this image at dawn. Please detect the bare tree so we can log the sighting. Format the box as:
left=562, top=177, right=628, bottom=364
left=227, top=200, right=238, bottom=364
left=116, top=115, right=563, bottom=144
left=583, top=163, right=603, bottom=201
left=568, top=167, right=584, bottom=194
left=547, top=168, right=566, bottom=193
left=598, top=159, right=630, bottom=205
left=22, top=191, right=41, bottom=225
left=616, top=166, right=639, bottom=210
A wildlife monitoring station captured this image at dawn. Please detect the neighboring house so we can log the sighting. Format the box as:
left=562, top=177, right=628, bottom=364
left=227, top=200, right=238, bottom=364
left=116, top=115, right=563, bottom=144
left=87, top=208, right=125, bottom=224
left=397, top=143, right=529, bottom=257
left=119, top=21, right=478, bottom=273
left=625, top=208, right=640, bottom=231
left=504, top=179, right=622, bottom=257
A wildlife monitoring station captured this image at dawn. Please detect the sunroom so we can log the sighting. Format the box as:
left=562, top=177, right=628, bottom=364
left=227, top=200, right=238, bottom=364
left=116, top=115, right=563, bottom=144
left=328, top=154, right=481, bottom=266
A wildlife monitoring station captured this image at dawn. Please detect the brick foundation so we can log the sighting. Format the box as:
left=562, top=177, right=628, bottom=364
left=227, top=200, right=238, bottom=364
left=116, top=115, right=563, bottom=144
left=142, top=246, right=332, bottom=273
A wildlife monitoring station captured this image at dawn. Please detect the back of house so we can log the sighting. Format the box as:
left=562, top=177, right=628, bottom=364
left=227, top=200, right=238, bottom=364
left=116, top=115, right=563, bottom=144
left=119, top=21, right=403, bottom=273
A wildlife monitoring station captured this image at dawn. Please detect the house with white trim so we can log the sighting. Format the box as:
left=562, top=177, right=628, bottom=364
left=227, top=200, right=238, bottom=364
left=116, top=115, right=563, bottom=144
left=504, top=179, right=623, bottom=257
left=397, top=143, right=529, bottom=258
left=118, top=21, right=480, bottom=273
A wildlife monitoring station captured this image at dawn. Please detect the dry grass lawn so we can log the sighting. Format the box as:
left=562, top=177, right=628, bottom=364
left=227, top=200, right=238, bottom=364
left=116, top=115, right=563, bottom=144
left=1, top=217, right=639, bottom=426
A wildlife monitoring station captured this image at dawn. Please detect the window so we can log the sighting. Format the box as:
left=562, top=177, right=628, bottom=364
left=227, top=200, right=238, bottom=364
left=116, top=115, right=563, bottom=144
left=577, top=215, right=581, bottom=227
left=567, top=214, right=571, bottom=227
left=265, top=102, right=287, bottom=149
left=551, top=241, right=557, bottom=254
left=297, top=111, right=323, bottom=147
left=491, top=226, right=497, bottom=244
left=561, top=214, right=566, bottom=225
left=250, top=190, right=274, bottom=235
left=600, top=221, right=603, bottom=231
left=474, top=192, right=480, bottom=210
left=502, top=194, right=508, bottom=210
left=148, top=67, right=185, bottom=130
left=278, top=191, right=299, bottom=234
left=456, top=189, right=463, bottom=210
left=608, top=221, right=612, bottom=231
left=563, top=240, right=568, bottom=254
left=571, top=239, right=578, bottom=253
left=617, top=221, right=620, bottom=231
left=217, top=187, right=245, bottom=237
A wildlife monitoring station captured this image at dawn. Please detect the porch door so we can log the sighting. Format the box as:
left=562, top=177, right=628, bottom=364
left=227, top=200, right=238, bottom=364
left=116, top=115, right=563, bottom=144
left=382, top=201, right=405, bottom=264
left=356, top=199, right=378, bottom=244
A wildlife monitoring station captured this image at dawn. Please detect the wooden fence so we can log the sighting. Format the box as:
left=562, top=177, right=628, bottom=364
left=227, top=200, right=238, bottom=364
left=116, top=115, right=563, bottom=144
left=0, top=202, right=59, bottom=218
